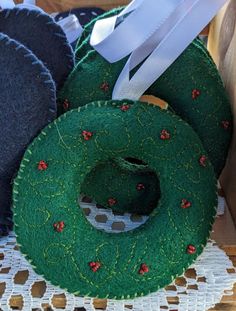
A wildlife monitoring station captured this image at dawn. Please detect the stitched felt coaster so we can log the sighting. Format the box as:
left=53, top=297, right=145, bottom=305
left=81, top=157, right=161, bottom=215
left=59, top=39, right=232, bottom=178
left=0, top=8, right=74, bottom=90
left=0, top=33, right=56, bottom=227
left=14, top=99, right=217, bottom=299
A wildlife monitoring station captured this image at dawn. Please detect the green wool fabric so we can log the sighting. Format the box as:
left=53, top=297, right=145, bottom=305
left=14, top=100, right=217, bottom=299
left=81, top=157, right=160, bottom=215
left=59, top=38, right=232, bottom=178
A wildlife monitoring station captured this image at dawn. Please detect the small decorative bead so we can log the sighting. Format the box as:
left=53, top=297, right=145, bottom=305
left=187, top=244, right=196, bottom=254
left=120, top=104, right=130, bottom=112
left=136, top=183, right=145, bottom=191
left=63, top=99, right=70, bottom=111
left=192, top=89, right=201, bottom=100
left=53, top=221, right=65, bottom=233
left=108, top=198, right=117, bottom=207
left=160, top=129, right=170, bottom=140
left=221, top=120, right=230, bottom=130
left=38, top=160, right=48, bottom=171
left=199, top=155, right=207, bottom=167
left=100, top=82, right=109, bottom=92
left=139, top=263, right=149, bottom=275
left=89, top=261, right=101, bottom=272
left=82, top=130, right=93, bottom=141
left=181, top=199, right=191, bottom=209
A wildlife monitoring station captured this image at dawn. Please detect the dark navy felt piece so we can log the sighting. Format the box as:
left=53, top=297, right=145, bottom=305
left=0, top=33, right=57, bottom=227
left=0, top=178, right=13, bottom=227
left=0, top=8, right=74, bottom=90
left=54, top=7, right=105, bottom=26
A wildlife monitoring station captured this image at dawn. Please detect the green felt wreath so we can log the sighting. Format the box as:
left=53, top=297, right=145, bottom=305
left=59, top=36, right=232, bottom=178
left=14, top=100, right=217, bottom=299
left=81, top=157, right=161, bottom=215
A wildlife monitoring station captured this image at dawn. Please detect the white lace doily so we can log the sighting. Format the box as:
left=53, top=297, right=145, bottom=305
left=0, top=199, right=235, bottom=311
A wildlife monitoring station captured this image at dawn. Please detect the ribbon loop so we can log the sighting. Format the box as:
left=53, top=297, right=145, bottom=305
left=90, top=0, right=182, bottom=63
left=90, top=0, right=228, bottom=100
left=57, top=15, right=83, bottom=44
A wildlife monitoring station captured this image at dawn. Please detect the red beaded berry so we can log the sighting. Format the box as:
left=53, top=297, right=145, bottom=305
left=192, top=89, right=201, bottom=100
left=160, top=129, right=170, bottom=140
left=221, top=120, right=230, bottom=130
left=120, top=104, right=130, bottom=112
left=139, top=263, right=149, bottom=275
left=37, top=160, right=48, bottom=171
left=187, top=244, right=196, bottom=254
left=181, top=199, right=191, bottom=209
left=82, top=130, right=93, bottom=141
left=100, top=82, right=109, bottom=92
left=53, top=221, right=65, bottom=233
left=136, top=183, right=145, bottom=191
left=89, top=261, right=101, bottom=272
left=63, top=99, right=70, bottom=111
left=199, top=155, right=207, bottom=167
left=108, top=198, right=117, bottom=207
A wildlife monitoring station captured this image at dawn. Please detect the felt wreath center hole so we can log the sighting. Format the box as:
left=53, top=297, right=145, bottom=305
left=80, top=157, right=161, bottom=233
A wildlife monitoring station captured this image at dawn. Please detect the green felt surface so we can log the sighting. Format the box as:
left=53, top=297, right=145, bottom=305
left=81, top=157, right=160, bottom=215
left=14, top=100, right=217, bottom=299
left=59, top=37, right=232, bottom=178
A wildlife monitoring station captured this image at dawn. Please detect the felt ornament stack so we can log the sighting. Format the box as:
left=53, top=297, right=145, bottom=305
left=58, top=10, right=232, bottom=214
left=0, top=4, right=74, bottom=235
left=1, top=0, right=233, bottom=301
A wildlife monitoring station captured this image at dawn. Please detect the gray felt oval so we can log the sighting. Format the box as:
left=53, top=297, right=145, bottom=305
left=0, top=7, right=74, bottom=89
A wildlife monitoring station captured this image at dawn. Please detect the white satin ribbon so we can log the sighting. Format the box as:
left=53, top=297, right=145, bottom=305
left=90, top=0, right=227, bottom=100
left=57, top=15, right=83, bottom=44
left=0, top=0, right=15, bottom=9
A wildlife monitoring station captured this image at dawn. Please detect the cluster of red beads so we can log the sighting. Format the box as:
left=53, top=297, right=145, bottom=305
left=192, top=89, right=201, bottom=100
left=136, top=183, right=145, bottom=191
left=221, top=120, right=230, bottom=130
left=181, top=199, right=191, bottom=209
left=120, top=104, right=130, bottom=112
left=82, top=130, right=93, bottom=141
left=63, top=99, right=70, bottom=111
left=108, top=198, right=117, bottom=206
left=100, top=82, right=109, bottom=92
left=89, top=262, right=101, bottom=272
left=38, top=160, right=48, bottom=171
left=139, top=263, right=149, bottom=275
left=187, top=244, right=196, bottom=254
left=160, top=129, right=171, bottom=140
left=53, top=221, right=65, bottom=233
left=199, top=155, right=207, bottom=167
